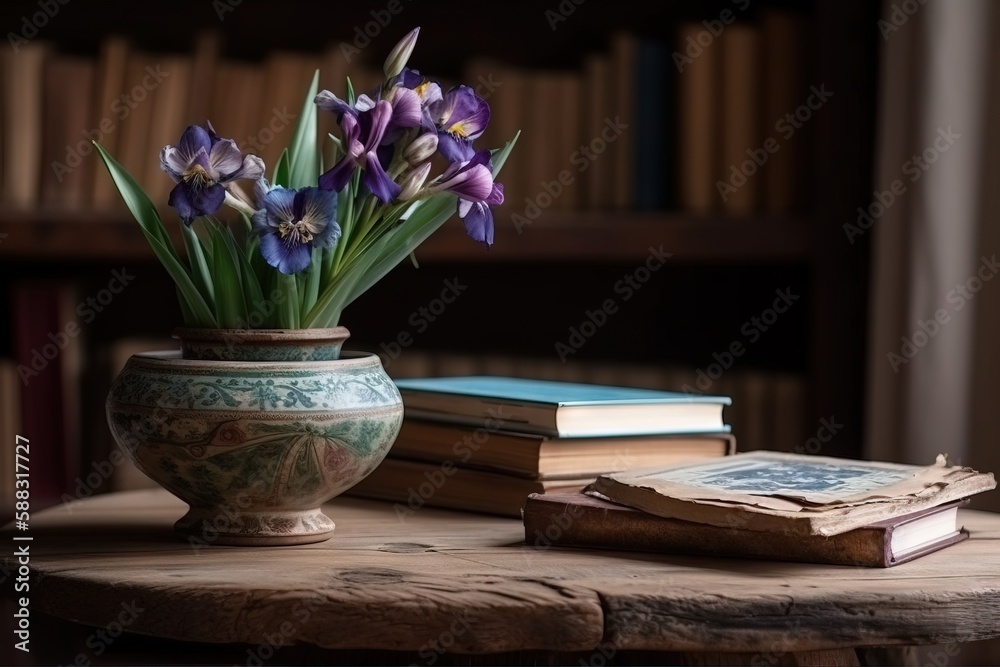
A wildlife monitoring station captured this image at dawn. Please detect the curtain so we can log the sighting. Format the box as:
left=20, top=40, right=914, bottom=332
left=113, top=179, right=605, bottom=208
left=866, top=0, right=1000, bottom=514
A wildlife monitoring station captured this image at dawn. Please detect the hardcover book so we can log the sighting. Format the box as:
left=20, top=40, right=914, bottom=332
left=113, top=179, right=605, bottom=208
left=394, top=376, right=731, bottom=438
left=391, top=420, right=735, bottom=479
left=524, top=493, right=971, bottom=567
left=588, top=451, right=996, bottom=536
left=347, top=458, right=588, bottom=517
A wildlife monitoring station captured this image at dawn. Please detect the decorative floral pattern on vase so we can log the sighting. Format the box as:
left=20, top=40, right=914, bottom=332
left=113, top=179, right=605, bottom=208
left=106, top=350, right=404, bottom=543
left=110, top=359, right=400, bottom=412
left=108, top=412, right=401, bottom=509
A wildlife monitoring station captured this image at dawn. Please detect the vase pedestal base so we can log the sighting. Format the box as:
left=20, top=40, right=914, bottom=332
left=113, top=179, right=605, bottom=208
left=175, top=507, right=336, bottom=546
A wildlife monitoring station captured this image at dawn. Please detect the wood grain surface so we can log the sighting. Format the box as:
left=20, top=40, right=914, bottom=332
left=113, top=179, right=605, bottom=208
left=5, top=490, right=999, bottom=656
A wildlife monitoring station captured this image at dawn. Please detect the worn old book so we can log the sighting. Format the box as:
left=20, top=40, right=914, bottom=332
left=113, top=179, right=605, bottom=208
left=589, top=451, right=996, bottom=536
left=524, top=493, right=972, bottom=568
left=348, top=458, right=589, bottom=517
left=394, top=376, right=731, bottom=438
left=392, top=420, right=735, bottom=479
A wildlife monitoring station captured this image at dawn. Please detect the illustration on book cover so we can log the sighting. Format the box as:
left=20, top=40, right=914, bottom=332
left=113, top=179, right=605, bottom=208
left=669, top=458, right=914, bottom=495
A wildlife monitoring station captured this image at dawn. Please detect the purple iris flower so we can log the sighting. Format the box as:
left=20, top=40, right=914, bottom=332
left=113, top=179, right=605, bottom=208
left=393, top=68, right=443, bottom=133
left=396, top=68, right=443, bottom=108
left=160, top=123, right=264, bottom=224
left=382, top=86, right=423, bottom=143
left=252, top=181, right=340, bottom=275
left=432, top=150, right=504, bottom=247
left=316, top=96, right=401, bottom=203
left=429, top=85, right=490, bottom=162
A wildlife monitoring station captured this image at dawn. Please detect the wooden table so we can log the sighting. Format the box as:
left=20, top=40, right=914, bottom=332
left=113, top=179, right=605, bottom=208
left=6, top=490, right=1000, bottom=665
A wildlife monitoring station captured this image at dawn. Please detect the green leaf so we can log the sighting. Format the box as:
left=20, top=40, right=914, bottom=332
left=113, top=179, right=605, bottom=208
left=275, top=272, right=300, bottom=329
left=273, top=148, right=291, bottom=189
left=93, top=142, right=216, bottom=327
left=181, top=222, right=216, bottom=311
left=209, top=224, right=248, bottom=328
left=93, top=142, right=178, bottom=259
left=302, top=248, right=322, bottom=315
left=234, top=236, right=266, bottom=329
left=287, top=70, right=320, bottom=189
left=491, top=130, right=520, bottom=177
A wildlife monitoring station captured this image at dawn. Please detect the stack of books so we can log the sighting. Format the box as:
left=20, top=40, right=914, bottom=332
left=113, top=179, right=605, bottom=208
left=523, top=452, right=997, bottom=567
left=348, top=376, right=735, bottom=517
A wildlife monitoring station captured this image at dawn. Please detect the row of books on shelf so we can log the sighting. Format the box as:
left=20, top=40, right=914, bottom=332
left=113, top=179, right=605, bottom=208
left=1, top=12, right=811, bottom=219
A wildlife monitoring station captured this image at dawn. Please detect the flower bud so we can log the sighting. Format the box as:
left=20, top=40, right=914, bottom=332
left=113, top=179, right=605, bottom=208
left=383, top=27, right=420, bottom=80
left=398, top=162, right=432, bottom=201
left=403, top=132, right=438, bottom=165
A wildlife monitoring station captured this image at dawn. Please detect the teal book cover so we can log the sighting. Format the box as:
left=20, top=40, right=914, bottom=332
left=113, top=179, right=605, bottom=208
left=393, top=376, right=732, bottom=407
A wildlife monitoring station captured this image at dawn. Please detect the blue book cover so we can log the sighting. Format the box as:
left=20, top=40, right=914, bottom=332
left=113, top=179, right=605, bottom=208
left=394, top=376, right=731, bottom=407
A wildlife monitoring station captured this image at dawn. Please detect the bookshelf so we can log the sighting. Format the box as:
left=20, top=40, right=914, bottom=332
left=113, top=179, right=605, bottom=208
left=0, top=0, right=879, bottom=511
left=0, top=211, right=813, bottom=263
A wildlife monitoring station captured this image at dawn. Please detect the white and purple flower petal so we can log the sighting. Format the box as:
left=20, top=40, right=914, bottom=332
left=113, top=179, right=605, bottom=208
left=459, top=200, right=495, bottom=247
left=160, top=123, right=265, bottom=224
left=319, top=100, right=398, bottom=200
left=433, top=150, right=496, bottom=202
left=429, top=85, right=490, bottom=162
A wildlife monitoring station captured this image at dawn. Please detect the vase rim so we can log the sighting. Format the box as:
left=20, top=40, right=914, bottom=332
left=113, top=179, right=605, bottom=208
left=126, top=349, right=383, bottom=370
left=173, top=327, right=350, bottom=344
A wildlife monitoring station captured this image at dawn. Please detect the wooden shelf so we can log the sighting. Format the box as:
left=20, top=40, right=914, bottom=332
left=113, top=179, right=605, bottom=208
left=0, top=209, right=812, bottom=264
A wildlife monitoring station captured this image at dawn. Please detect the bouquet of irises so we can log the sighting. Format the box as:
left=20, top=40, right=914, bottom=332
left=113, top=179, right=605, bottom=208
left=96, top=28, right=517, bottom=329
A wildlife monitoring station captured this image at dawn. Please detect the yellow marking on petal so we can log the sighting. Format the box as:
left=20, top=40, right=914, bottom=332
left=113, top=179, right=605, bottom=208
left=278, top=220, right=313, bottom=245
left=447, top=120, right=470, bottom=138
left=182, top=163, right=214, bottom=187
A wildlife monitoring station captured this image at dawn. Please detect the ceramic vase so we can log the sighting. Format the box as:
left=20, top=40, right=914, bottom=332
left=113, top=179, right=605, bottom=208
left=105, top=328, right=403, bottom=546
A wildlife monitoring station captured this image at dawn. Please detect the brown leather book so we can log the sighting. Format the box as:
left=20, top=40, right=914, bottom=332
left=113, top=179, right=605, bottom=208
left=762, top=11, right=809, bottom=213
left=42, top=55, right=95, bottom=207
left=145, top=56, right=192, bottom=205
left=591, top=451, right=997, bottom=536
left=391, top=419, right=734, bottom=479
left=348, top=458, right=588, bottom=518
left=116, top=52, right=157, bottom=196
left=609, top=32, right=636, bottom=209
left=676, top=23, right=719, bottom=214
left=2, top=41, right=49, bottom=208
left=719, top=23, right=762, bottom=214
left=583, top=54, right=612, bottom=210
left=524, top=493, right=971, bottom=567
left=90, top=36, right=130, bottom=208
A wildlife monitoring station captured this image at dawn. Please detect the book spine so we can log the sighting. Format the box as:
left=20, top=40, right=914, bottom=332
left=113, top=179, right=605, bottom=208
left=676, top=24, right=719, bottom=214
left=719, top=23, right=762, bottom=214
